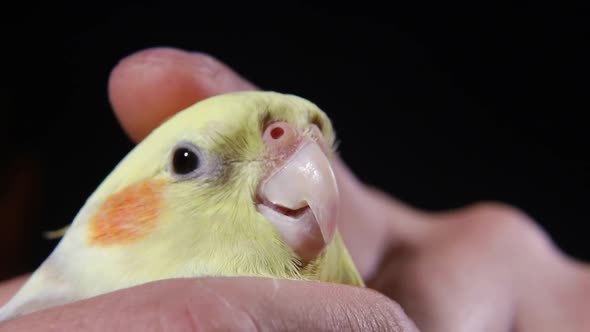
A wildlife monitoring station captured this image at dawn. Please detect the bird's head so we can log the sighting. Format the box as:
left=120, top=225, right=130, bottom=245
left=81, top=91, right=341, bottom=279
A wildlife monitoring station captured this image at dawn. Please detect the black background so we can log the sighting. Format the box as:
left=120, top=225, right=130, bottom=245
left=1, top=3, right=588, bottom=278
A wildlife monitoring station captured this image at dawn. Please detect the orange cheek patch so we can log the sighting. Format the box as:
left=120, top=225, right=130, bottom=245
left=88, top=179, right=166, bottom=246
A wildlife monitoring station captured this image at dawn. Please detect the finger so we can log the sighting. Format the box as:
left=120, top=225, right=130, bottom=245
left=1, top=277, right=417, bottom=332
left=332, top=159, right=429, bottom=279
left=108, top=47, right=257, bottom=143
left=0, top=275, right=29, bottom=307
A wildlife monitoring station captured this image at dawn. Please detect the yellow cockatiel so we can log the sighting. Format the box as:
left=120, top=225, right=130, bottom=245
left=0, top=91, right=363, bottom=320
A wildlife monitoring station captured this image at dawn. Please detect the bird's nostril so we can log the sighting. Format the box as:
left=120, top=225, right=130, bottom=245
left=270, top=126, right=285, bottom=139
left=263, top=121, right=297, bottom=150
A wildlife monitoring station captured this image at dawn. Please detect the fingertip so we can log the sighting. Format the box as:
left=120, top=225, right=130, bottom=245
left=108, top=47, right=257, bottom=143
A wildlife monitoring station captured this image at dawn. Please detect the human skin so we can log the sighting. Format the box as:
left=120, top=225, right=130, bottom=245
left=0, top=48, right=588, bottom=331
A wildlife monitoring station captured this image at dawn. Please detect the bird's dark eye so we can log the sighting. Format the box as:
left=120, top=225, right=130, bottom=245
left=172, top=147, right=200, bottom=175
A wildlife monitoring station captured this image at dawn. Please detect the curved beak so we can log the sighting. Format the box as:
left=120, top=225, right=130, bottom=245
left=258, top=140, right=339, bottom=261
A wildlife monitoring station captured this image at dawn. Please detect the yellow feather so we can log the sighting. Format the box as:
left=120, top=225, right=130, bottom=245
left=42, top=225, right=70, bottom=240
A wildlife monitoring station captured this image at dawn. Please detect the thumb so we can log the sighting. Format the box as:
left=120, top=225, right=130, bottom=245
left=1, top=277, right=417, bottom=332
left=108, top=47, right=256, bottom=143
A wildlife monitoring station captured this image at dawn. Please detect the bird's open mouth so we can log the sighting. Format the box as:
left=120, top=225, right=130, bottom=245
left=256, top=196, right=311, bottom=220
left=256, top=199, right=320, bottom=262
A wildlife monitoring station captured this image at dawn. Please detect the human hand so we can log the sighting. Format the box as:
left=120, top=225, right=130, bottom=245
left=1, top=48, right=589, bottom=331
